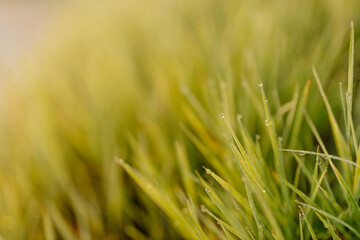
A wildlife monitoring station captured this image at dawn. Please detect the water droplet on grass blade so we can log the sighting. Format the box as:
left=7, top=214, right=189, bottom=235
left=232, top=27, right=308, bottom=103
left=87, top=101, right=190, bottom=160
left=265, top=119, right=271, bottom=126
left=297, top=151, right=306, bottom=156
left=346, top=92, right=352, bottom=99
left=258, top=82, right=263, bottom=87
left=219, top=112, right=225, bottom=119
left=115, top=157, right=124, bottom=164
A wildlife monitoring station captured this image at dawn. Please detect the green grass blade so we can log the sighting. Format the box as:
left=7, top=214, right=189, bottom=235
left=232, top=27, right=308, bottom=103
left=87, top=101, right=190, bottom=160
left=303, top=211, right=318, bottom=240
left=202, top=167, right=251, bottom=214
left=299, top=212, right=304, bottom=240
left=297, top=201, right=360, bottom=237
left=187, top=198, right=210, bottom=240
left=115, top=157, right=197, bottom=239
left=258, top=83, right=289, bottom=204
left=346, top=21, right=356, bottom=155
left=48, top=206, right=76, bottom=240
left=288, top=79, right=311, bottom=149
left=200, top=205, right=248, bottom=240
left=42, top=212, right=56, bottom=240
left=244, top=179, right=264, bottom=240
left=303, top=112, right=360, bottom=216
left=278, top=176, right=315, bottom=206
left=313, top=212, right=341, bottom=240
left=175, top=141, right=196, bottom=199
left=312, top=66, right=349, bottom=159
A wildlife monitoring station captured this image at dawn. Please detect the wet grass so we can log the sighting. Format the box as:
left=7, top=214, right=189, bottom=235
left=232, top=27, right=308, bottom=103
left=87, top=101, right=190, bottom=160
left=0, top=0, right=360, bottom=239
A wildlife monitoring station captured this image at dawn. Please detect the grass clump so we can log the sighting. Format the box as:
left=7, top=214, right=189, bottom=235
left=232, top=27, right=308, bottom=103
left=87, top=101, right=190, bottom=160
left=0, top=0, right=360, bottom=239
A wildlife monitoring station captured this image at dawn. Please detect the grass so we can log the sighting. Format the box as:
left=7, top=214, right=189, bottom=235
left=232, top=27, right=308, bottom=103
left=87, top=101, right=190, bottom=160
left=0, top=0, right=360, bottom=239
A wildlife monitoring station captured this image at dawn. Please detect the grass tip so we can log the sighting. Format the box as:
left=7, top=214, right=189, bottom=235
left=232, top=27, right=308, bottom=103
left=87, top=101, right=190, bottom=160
left=114, top=156, right=125, bottom=165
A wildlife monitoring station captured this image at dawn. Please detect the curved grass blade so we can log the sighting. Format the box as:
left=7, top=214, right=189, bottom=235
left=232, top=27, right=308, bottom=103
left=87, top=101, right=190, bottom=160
left=281, top=149, right=360, bottom=169
left=313, top=212, right=341, bottom=240
left=115, top=157, right=197, bottom=239
left=297, top=201, right=360, bottom=238
left=200, top=205, right=248, bottom=240
left=312, top=66, right=348, bottom=159
left=303, top=112, right=360, bottom=217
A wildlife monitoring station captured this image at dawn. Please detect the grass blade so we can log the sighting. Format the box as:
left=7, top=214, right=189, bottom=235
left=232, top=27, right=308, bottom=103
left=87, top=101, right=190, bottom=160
left=297, top=201, right=360, bottom=237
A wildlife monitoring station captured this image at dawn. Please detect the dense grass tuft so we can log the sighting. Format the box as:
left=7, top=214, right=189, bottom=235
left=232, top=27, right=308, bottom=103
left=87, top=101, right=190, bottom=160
left=0, top=0, right=360, bottom=239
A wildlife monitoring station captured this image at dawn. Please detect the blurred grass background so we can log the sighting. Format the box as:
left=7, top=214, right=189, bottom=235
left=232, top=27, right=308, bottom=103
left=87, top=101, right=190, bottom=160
left=0, top=0, right=360, bottom=239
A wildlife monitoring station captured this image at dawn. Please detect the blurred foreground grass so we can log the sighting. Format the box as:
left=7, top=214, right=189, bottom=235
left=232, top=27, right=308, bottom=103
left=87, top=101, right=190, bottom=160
left=0, top=0, right=360, bottom=239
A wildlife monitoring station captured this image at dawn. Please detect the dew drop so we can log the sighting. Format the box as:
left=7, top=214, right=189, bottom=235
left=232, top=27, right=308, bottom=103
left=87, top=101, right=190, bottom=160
left=298, top=151, right=306, bottom=156
left=205, top=188, right=210, bottom=193
left=219, top=112, right=225, bottom=119
left=115, top=157, right=124, bottom=164
left=259, top=225, right=263, bottom=231
left=237, top=114, right=243, bottom=121
left=316, top=157, right=322, bottom=165
left=299, top=212, right=305, bottom=220
left=258, top=82, right=263, bottom=87
left=265, top=119, right=271, bottom=126
left=262, top=190, right=266, bottom=193
left=205, top=168, right=211, bottom=174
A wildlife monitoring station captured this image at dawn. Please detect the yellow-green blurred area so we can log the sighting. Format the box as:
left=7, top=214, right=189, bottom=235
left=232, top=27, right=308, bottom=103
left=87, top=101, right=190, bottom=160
left=0, top=0, right=359, bottom=239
